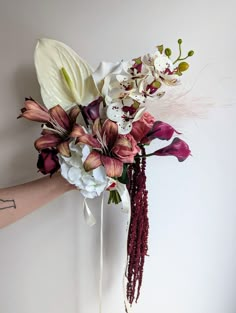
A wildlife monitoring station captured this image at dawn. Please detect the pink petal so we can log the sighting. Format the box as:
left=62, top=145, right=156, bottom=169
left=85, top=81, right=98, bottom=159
left=153, top=138, right=191, bottom=162
left=92, top=118, right=102, bottom=136
left=84, top=150, right=102, bottom=172
left=18, top=110, right=50, bottom=123
left=70, top=124, right=85, bottom=138
left=101, top=155, right=123, bottom=177
left=102, top=119, right=118, bottom=149
left=49, top=105, right=71, bottom=130
left=24, top=98, right=48, bottom=112
left=131, top=112, right=155, bottom=142
left=34, top=134, right=62, bottom=151
left=77, top=134, right=101, bottom=149
left=18, top=98, right=50, bottom=122
left=112, top=134, right=140, bottom=163
left=69, top=106, right=80, bottom=124
left=57, top=140, right=71, bottom=157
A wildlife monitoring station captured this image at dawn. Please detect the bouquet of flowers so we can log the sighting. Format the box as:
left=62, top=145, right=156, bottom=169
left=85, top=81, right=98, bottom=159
left=18, top=38, right=193, bottom=311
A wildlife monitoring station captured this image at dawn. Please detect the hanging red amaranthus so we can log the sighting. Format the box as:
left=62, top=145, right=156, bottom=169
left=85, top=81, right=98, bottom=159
left=126, top=146, right=149, bottom=305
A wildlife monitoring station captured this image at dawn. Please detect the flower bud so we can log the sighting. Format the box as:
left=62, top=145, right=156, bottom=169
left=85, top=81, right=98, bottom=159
left=188, top=50, right=194, bottom=57
left=178, top=38, right=183, bottom=44
left=178, top=62, right=189, bottom=72
left=165, top=48, right=172, bottom=57
left=157, top=45, right=164, bottom=54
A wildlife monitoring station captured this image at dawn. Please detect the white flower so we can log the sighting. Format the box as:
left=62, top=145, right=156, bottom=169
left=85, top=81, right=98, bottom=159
left=153, top=52, right=180, bottom=86
left=123, top=57, right=150, bottom=78
left=106, top=98, right=145, bottom=134
left=34, top=38, right=100, bottom=111
left=59, top=142, right=108, bottom=199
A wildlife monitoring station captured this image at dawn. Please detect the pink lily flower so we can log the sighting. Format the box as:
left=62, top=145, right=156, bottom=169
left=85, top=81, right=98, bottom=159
left=17, top=97, right=50, bottom=122
left=19, top=99, right=83, bottom=157
left=76, top=119, right=140, bottom=178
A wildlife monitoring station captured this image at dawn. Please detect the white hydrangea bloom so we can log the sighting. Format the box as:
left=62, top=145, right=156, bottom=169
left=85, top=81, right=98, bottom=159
left=59, top=142, right=108, bottom=199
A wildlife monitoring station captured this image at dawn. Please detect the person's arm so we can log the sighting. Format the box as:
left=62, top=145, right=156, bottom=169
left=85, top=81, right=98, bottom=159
left=0, top=173, right=75, bottom=229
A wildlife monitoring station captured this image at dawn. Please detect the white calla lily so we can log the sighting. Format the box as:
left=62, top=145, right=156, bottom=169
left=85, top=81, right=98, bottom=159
left=34, top=38, right=100, bottom=110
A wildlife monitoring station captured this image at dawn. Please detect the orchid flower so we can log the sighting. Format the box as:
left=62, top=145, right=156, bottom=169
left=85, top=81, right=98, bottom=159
left=76, top=119, right=140, bottom=177
left=106, top=98, right=146, bottom=135
left=34, top=38, right=100, bottom=111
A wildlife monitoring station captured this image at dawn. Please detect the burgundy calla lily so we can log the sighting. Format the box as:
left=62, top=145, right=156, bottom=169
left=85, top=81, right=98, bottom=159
left=144, top=121, right=181, bottom=142
left=153, top=137, right=191, bottom=162
left=82, top=96, right=103, bottom=122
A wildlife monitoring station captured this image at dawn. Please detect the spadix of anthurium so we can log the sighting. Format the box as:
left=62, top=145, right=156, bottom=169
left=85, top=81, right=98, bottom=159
left=34, top=38, right=100, bottom=111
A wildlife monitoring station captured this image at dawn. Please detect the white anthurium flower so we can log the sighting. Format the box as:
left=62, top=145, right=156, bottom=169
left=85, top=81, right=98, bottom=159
left=106, top=98, right=146, bottom=134
left=34, top=38, right=100, bottom=111
left=59, top=142, right=108, bottom=199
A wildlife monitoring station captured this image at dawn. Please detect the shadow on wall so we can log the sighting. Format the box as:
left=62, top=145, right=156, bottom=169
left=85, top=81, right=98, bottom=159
left=0, top=65, right=43, bottom=186
left=13, top=65, right=42, bottom=104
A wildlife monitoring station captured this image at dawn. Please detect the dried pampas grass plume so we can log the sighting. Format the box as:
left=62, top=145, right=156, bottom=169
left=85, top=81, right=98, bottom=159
left=146, top=84, right=214, bottom=124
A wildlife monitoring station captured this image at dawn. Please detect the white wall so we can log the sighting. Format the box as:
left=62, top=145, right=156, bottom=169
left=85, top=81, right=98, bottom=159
left=0, top=0, right=236, bottom=313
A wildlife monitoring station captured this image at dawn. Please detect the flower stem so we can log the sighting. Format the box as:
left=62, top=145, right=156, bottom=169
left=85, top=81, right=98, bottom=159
left=108, top=190, right=121, bottom=204
left=173, top=41, right=182, bottom=64
left=135, top=153, right=154, bottom=158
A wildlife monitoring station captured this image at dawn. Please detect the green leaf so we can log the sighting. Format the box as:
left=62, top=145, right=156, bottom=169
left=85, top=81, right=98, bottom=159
left=118, top=164, right=129, bottom=184
left=157, top=45, right=164, bottom=54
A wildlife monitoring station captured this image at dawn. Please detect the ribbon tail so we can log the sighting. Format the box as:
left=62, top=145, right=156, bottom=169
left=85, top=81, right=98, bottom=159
left=99, top=192, right=105, bottom=313
left=116, top=182, right=130, bottom=214
left=83, top=198, right=96, bottom=227
left=117, top=183, right=133, bottom=313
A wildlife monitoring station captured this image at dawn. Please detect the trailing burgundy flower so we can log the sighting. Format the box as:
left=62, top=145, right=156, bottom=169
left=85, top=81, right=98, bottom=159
left=126, top=146, right=149, bottom=305
left=37, top=148, right=60, bottom=176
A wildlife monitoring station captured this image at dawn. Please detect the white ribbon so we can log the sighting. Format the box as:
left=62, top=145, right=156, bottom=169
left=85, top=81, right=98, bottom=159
left=116, top=182, right=131, bottom=214
left=83, top=198, right=96, bottom=227
left=82, top=186, right=132, bottom=313
left=99, top=192, right=105, bottom=313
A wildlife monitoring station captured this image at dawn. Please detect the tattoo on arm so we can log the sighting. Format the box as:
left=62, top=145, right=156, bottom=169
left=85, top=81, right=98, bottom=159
left=0, top=199, right=16, bottom=210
